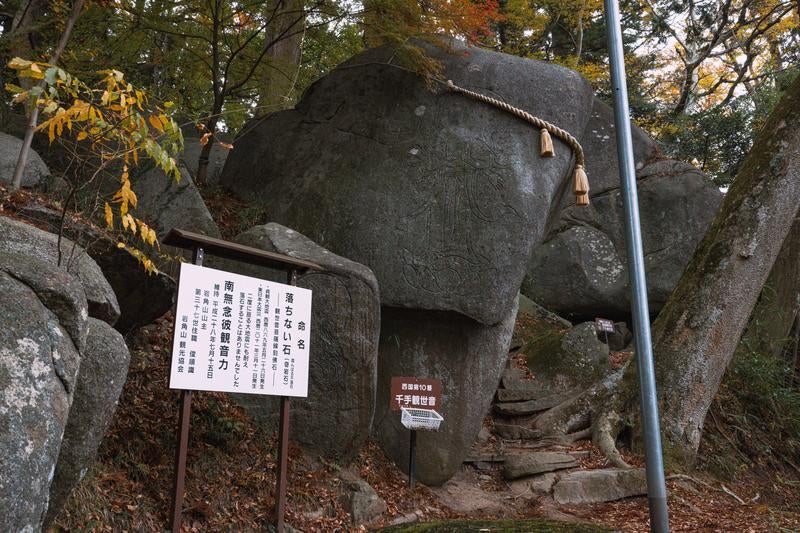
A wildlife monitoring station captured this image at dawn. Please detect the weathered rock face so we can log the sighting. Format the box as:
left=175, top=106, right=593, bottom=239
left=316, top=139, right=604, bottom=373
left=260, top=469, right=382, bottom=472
left=524, top=102, right=723, bottom=318
left=221, top=40, right=595, bottom=326
left=0, top=216, right=120, bottom=325
left=44, top=318, right=131, bottom=527
left=0, top=254, right=86, bottom=532
left=0, top=131, right=51, bottom=188
left=214, top=223, right=380, bottom=461
left=18, top=205, right=176, bottom=333
left=372, top=299, right=518, bottom=486
left=134, top=164, right=221, bottom=240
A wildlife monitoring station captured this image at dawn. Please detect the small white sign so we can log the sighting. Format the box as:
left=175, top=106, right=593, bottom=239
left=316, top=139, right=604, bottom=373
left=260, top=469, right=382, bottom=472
left=595, top=317, right=615, bottom=333
left=169, top=263, right=312, bottom=397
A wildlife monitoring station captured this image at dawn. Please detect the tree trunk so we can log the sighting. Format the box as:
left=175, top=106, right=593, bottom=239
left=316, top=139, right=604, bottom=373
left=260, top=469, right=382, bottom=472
left=258, top=0, right=305, bottom=113
left=737, top=215, right=800, bottom=360
left=10, top=0, right=84, bottom=191
left=649, top=73, right=800, bottom=464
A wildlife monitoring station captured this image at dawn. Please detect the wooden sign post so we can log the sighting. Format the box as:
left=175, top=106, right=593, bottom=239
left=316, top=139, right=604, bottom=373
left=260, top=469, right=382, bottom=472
left=163, top=228, right=322, bottom=533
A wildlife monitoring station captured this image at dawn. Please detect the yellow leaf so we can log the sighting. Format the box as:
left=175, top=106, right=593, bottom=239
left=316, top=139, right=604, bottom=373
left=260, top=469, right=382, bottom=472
left=77, top=131, right=88, bottom=141
left=29, top=63, right=41, bottom=73
left=48, top=119, right=55, bottom=143
left=199, top=132, right=211, bottom=146
left=148, top=114, right=164, bottom=132
left=8, top=57, right=32, bottom=70
left=104, top=202, right=113, bottom=229
left=126, top=214, right=137, bottom=234
left=117, top=242, right=126, bottom=249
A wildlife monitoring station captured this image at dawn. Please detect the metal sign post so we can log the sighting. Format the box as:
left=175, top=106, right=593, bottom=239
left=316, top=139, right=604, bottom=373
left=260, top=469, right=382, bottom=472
left=163, top=229, right=322, bottom=533
left=602, top=2, right=671, bottom=531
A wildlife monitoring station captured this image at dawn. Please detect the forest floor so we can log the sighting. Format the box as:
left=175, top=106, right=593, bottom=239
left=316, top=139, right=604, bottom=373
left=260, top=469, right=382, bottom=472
left=51, top=314, right=800, bottom=533
left=4, top=184, right=797, bottom=532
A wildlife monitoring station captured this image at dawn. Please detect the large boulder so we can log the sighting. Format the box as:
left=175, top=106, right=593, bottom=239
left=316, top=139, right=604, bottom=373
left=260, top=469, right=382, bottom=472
left=0, top=254, right=86, bottom=532
left=221, top=40, right=595, bottom=326
left=44, top=318, right=131, bottom=527
left=134, top=164, right=221, bottom=240
left=372, top=298, right=518, bottom=486
left=0, top=131, right=51, bottom=188
left=213, top=223, right=380, bottom=461
left=524, top=101, right=722, bottom=319
left=18, top=205, right=176, bottom=333
left=0, top=216, right=120, bottom=325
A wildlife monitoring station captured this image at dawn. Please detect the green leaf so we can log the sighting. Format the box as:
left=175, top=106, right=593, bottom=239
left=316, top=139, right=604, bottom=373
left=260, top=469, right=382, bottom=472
left=44, top=67, right=58, bottom=85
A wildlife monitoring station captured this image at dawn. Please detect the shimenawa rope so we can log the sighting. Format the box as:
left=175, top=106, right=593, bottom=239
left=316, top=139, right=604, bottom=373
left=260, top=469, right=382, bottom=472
left=445, top=79, right=590, bottom=206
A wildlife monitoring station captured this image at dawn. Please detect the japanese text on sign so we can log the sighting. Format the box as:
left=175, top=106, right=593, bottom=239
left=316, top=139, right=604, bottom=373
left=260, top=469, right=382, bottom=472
left=389, top=377, right=442, bottom=411
left=595, top=318, right=615, bottom=333
left=169, top=263, right=312, bottom=397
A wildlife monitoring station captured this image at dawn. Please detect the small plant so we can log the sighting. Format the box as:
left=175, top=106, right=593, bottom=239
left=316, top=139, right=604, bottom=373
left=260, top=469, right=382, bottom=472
left=6, top=58, right=183, bottom=273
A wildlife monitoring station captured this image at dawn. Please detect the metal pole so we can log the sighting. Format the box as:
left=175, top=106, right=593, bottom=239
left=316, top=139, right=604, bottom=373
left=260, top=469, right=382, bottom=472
left=274, top=269, right=297, bottom=533
left=602, top=3, right=670, bottom=531
left=171, top=246, right=204, bottom=533
left=408, top=429, right=417, bottom=488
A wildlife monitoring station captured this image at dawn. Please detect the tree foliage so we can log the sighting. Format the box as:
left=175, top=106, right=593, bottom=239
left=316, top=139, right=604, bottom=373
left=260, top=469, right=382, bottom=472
left=6, top=57, right=183, bottom=273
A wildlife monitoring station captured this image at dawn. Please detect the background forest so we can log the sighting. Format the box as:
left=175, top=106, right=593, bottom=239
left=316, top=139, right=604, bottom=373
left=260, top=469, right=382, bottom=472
left=2, top=0, right=799, bottom=186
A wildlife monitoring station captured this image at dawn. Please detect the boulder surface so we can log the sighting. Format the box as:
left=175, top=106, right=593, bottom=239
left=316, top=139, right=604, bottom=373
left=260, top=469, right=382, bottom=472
left=0, top=131, right=51, bottom=187
left=372, top=299, right=518, bottom=486
left=215, top=223, right=380, bottom=461
left=44, top=318, right=131, bottom=527
left=0, top=255, right=86, bottom=532
left=221, top=40, right=595, bottom=326
left=0, top=216, right=120, bottom=325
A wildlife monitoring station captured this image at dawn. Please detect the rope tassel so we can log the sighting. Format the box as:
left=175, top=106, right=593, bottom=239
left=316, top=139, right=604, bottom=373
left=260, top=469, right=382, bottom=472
left=445, top=79, right=590, bottom=207
left=574, top=164, right=590, bottom=206
left=540, top=128, right=554, bottom=157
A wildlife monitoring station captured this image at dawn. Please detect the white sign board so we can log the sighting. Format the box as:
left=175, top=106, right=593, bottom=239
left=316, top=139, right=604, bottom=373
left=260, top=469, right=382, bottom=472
left=595, top=317, right=615, bottom=333
left=169, top=263, right=312, bottom=397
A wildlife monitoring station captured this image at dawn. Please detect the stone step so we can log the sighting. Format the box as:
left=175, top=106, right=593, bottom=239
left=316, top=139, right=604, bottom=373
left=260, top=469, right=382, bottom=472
left=491, top=423, right=542, bottom=440
left=503, top=452, right=579, bottom=480
left=553, top=468, right=647, bottom=504
left=494, top=395, right=566, bottom=416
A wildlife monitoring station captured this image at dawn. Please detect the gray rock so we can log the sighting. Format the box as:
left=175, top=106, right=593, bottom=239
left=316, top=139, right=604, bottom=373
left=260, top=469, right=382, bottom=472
left=221, top=40, right=595, bottom=326
left=525, top=159, right=722, bottom=318
left=526, top=322, right=610, bottom=392
left=553, top=468, right=647, bottom=504
left=503, top=452, right=579, bottom=480
left=133, top=164, right=220, bottom=240
left=18, top=205, right=176, bottom=333
left=0, top=131, right=51, bottom=187
left=607, top=321, right=632, bottom=351
left=0, top=216, right=120, bottom=325
left=518, top=294, right=573, bottom=329
left=491, top=423, right=542, bottom=440
left=181, top=138, right=230, bottom=185
left=44, top=318, right=131, bottom=527
left=217, top=223, right=380, bottom=461
left=372, top=299, right=518, bottom=486
left=0, top=253, right=89, bottom=352
left=508, top=472, right=558, bottom=497
left=522, top=226, right=627, bottom=317
left=494, top=393, right=569, bottom=416
left=342, top=479, right=387, bottom=525
left=0, top=260, right=84, bottom=532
